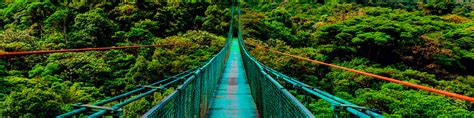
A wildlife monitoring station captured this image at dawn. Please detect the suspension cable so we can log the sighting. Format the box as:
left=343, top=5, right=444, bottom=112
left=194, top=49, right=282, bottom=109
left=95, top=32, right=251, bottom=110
left=246, top=43, right=474, bottom=103
left=0, top=43, right=183, bottom=56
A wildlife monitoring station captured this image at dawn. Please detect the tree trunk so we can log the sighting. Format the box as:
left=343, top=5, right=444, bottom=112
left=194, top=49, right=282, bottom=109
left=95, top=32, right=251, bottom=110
left=39, top=23, right=43, bottom=39
left=63, top=18, right=67, bottom=45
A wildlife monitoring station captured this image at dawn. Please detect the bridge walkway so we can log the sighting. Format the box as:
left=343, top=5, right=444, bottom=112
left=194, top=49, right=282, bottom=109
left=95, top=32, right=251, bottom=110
left=207, top=37, right=259, bottom=118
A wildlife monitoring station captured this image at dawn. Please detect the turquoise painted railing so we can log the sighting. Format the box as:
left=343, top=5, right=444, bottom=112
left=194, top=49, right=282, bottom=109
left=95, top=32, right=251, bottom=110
left=235, top=3, right=383, bottom=118
left=56, top=68, right=197, bottom=118
left=142, top=4, right=235, bottom=118
left=235, top=5, right=313, bottom=117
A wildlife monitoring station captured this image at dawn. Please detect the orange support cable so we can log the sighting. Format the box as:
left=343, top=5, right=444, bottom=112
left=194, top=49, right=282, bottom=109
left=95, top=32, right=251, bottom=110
left=0, top=43, right=180, bottom=56
left=248, top=43, right=474, bottom=102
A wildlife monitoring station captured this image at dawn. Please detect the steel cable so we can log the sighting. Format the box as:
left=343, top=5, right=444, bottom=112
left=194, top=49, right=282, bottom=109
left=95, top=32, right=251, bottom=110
left=245, top=43, right=474, bottom=103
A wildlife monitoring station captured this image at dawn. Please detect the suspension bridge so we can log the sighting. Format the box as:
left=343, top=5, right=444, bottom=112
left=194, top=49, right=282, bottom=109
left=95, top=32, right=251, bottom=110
left=2, top=3, right=472, bottom=118
left=53, top=4, right=384, bottom=118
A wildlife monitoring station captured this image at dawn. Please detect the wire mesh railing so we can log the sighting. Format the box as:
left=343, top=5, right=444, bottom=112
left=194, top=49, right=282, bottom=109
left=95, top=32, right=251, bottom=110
left=57, top=68, right=197, bottom=118
left=236, top=2, right=382, bottom=118
left=235, top=4, right=314, bottom=118
left=261, top=65, right=384, bottom=118
left=142, top=4, right=236, bottom=118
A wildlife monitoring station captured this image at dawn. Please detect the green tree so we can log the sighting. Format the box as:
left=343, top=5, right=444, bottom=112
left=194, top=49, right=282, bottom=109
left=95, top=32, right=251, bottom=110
left=124, top=19, right=158, bottom=44
left=2, top=87, right=63, bottom=116
left=202, top=5, right=230, bottom=35
left=70, top=8, right=118, bottom=48
left=0, top=28, right=36, bottom=51
left=44, top=9, right=72, bottom=45
left=26, top=2, right=55, bottom=38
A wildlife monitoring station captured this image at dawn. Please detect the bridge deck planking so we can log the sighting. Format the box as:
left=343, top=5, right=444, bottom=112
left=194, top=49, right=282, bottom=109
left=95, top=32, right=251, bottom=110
left=207, top=38, right=259, bottom=118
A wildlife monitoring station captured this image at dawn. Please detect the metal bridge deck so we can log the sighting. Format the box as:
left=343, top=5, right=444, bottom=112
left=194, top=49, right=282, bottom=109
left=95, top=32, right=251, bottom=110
left=207, top=38, right=259, bottom=118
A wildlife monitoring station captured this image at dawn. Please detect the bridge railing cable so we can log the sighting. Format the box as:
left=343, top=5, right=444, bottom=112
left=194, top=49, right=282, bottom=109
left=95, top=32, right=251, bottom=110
left=142, top=3, right=236, bottom=118
left=249, top=44, right=474, bottom=103
left=57, top=68, right=197, bottom=118
left=236, top=4, right=314, bottom=118
left=240, top=22, right=474, bottom=116
left=0, top=35, right=195, bottom=118
left=0, top=43, right=181, bottom=56
left=260, top=65, right=383, bottom=117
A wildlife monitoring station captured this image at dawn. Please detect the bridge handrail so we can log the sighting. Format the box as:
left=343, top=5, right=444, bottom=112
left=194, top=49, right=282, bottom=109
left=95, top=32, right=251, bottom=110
left=261, top=65, right=383, bottom=117
left=142, top=3, right=236, bottom=118
left=236, top=4, right=314, bottom=118
left=57, top=68, right=197, bottom=118
left=236, top=2, right=383, bottom=118
left=58, top=4, right=237, bottom=118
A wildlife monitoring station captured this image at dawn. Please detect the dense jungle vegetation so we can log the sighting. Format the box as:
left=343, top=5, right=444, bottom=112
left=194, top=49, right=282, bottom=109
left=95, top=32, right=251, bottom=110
left=0, top=1, right=472, bottom=117
left=0, top=2, right=231, bottom=117
left=243, top=1, right=474, bottom=117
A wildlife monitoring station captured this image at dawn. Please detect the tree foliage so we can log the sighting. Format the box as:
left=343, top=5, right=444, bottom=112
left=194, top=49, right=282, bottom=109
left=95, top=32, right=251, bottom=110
left=0, top=2, right=230, bottom=117
left=243, top=2, right=474, bottom=117
left=0, top=1, right=472, bottom=117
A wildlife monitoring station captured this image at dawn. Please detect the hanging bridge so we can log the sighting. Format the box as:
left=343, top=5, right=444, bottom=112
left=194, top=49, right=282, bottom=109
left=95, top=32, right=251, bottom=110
left=0, top=3, right=468, bottom=118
